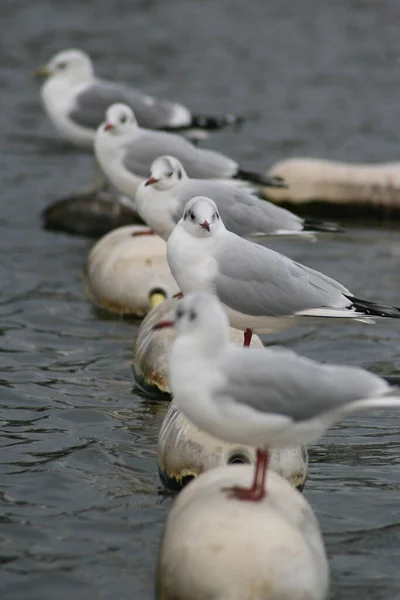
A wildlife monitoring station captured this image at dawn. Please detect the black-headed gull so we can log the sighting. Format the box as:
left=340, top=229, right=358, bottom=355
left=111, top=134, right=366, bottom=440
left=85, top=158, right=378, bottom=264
left=94, top=104, right=285, bottom=196
left=35, top=49, right=244, bottom=148
left=154, top=291, right=400, bottom=501
left=166, top=196, right=400, bottom=344
left=135, top=155, right=342, bottom=241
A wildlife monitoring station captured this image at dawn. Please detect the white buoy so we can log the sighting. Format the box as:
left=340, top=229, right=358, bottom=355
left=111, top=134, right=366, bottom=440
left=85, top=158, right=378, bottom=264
left=84, top=225, right=179, bottom=316
left=158, top=401, right=308, bottom=491
left=157, top=465, right=329, bottom=600
left=133, top=298, right=264, bottom=394
left=265, top=157, right=400, bottom=210
left=133, top=299, right=308, bottom=491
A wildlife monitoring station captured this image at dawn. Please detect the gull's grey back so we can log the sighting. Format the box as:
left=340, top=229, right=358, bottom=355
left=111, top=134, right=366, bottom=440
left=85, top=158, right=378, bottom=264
left=69, top=79, right=183, bottom=130
left=214, top=232, right=351, bottom=316
left=171, top=180, right=303, bottom=235
left=218, top=346, right=388, bottom=421
left=123, top=131, right=237, bottom=179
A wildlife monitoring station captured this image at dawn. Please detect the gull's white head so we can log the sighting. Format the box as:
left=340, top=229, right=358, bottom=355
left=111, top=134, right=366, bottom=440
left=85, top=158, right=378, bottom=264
left=100, top=103, right=138, bottom=136
left=144, top=156, right=188, bottom=190
left=181, top=196, right=223, bottom=238
left=37, top=49, right=94, bottom=83
left=155, top=291, right=230, bottom=348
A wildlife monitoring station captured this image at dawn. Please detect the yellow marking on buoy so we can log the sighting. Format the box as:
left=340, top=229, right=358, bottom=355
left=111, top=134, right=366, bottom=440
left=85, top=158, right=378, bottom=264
left=149, top=290, right=167, bottom=310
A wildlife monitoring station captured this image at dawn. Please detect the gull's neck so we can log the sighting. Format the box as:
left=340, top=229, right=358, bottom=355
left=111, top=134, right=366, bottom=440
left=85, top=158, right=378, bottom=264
left=44, top=72, right=94, bottom=98
left=167, top=225, right=220, bottom=295
left=94, top=130, right=141, bottom=199
left=170, top=333, right=227, bottom=433
left=41, top=75, right=95, bottom=148
left=136, top=185, right=179, bottom=241
left=178, top=328, right=229, bottom=359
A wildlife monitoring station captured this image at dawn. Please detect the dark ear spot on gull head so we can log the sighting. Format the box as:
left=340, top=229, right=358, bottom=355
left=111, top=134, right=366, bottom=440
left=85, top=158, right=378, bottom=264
left=184, top=209, right=195, bottom=222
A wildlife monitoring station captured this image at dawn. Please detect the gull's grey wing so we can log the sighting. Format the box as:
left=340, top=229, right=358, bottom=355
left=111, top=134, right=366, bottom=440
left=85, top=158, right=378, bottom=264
left=218, top=346, right=387, bottom=421
left=123, top=131, right=199, bottom=178
left=69, top=79, right=190, bottom=130
left=174, top=180, right=303, bottom=235
left=214, top=232, right=352, bottom=316
left=123, top=132, right=237, bottom=179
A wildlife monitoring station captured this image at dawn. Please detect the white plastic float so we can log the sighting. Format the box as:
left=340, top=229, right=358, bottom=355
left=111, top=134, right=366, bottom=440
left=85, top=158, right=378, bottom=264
left=133, top=298, right=263, bottom=394
left=157, top=465, right=329, bottom=600
left=157, top=400, right=308, bottom=491
left=265, top=158, right=400, bottom=216
left=84, top=225, right=179, bottom=316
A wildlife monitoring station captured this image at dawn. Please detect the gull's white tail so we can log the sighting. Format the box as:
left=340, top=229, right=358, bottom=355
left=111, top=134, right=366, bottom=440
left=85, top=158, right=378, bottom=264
left=341, top=392, right=400, bottom=416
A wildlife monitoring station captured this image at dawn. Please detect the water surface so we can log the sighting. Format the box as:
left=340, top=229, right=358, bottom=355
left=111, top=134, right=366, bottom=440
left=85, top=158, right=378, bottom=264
left=1, top=1, right=400, bottom=598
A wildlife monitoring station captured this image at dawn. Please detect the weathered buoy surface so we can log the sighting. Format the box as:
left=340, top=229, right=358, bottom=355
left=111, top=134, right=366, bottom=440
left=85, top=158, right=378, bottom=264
left=158, top=400, right=308, bottom=492
left=157, top=465, right=329, bottom=600
left=84, top=226, right=179, bottom=316
left=42, top=187, right=144, bottom=238
left=265, top=158, right=400, bottom=219
left=133, top=298, right=263, bottom=395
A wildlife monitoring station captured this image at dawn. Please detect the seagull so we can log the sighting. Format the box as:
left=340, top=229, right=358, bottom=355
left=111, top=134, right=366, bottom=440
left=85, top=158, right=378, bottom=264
left=135, top=155, right=342, bottom=241
left=153, top=291, right=400, bottom=501
left=34, top=49, right=244, bottom=149
left=166, top=196, right=400, bottom=345
left=94, top=103, right=286, bottom=197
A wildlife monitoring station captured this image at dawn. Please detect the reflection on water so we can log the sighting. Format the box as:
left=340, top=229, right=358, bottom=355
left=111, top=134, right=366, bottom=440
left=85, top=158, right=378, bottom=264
left=1, top=0, right=400, bottom=598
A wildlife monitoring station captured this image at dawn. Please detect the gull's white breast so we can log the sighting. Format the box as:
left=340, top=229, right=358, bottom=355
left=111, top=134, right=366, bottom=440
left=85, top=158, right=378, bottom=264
left=135, top=186, right=177, bottom=241
left=41, top=79, right=94, bottom=148
left=167, top=226, right=218, bottom=294
left=94, top=133, right=144, bottom=198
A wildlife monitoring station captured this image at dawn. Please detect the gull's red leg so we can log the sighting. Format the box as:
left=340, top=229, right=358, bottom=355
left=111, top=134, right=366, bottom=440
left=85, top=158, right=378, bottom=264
left=223, top=449, right=269, bottom=501
left=243, top=328, right=253, bottom=347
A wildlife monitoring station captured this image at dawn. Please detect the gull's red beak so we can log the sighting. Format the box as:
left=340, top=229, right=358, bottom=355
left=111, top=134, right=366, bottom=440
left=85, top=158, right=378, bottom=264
left=145, top=177, right=159, bottom=186
left=104, top=123, right=114, bottom=131
left=200, top=220, right=210, bottom=232
left=152, top=320, right=174, bottom=330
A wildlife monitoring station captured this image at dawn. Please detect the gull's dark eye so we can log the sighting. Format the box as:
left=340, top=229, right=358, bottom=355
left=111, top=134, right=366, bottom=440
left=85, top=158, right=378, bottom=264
left=213, top=212, right=219, bottom=220
left=189, top=311, right=197, bottom=321
left=167, top=171, right=173, bottom=178
left=190, top=211, right=195, bottom=221
left=120, top=114, right=127, bottom=124
left=57, top=62, right=67, bottom=70
left=177, top=170, right=182, bottom=180
left=176, top=308, right=184, bottom=319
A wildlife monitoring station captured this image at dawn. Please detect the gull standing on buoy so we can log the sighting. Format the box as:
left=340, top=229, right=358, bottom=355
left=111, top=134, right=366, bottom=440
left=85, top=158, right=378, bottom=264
left=94, top=104, right=285, bottom=196
left=136, top=155, right=342, bottom=240
left=166, top=196, right=400, bottom=345
left=154, top=291, right=400, bottom=501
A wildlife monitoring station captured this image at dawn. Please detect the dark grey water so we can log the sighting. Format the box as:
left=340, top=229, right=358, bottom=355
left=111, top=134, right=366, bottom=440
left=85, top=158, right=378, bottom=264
left=1, top=1, right=400, bottom=598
